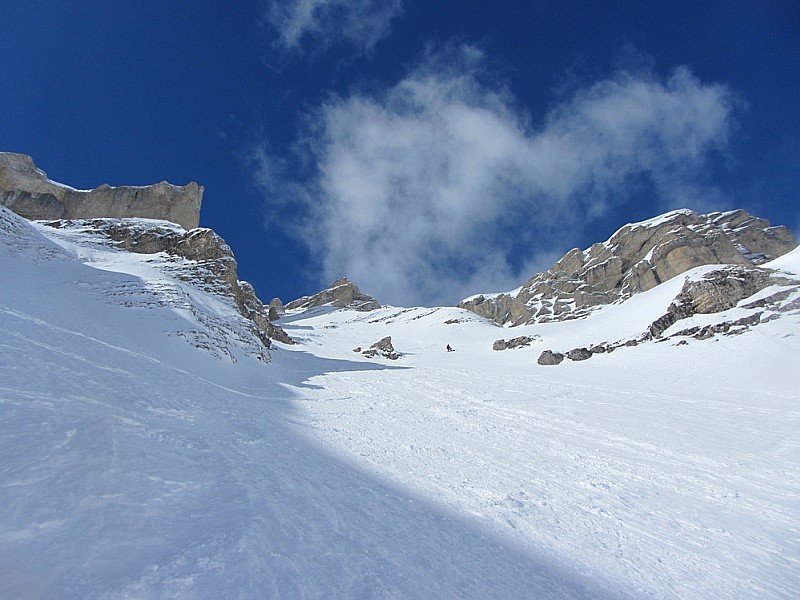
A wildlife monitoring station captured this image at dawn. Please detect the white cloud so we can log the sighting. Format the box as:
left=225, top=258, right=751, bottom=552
left=260, top=46, right=739, bottom=306
left=267, top=0, right=402, bottom=51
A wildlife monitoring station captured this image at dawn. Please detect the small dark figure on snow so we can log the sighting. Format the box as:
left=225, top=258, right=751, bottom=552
left=446, top=344, right=454, bottom=352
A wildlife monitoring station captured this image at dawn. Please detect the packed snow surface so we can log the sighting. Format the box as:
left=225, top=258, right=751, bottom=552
left=2, top=207, right=799, bottom=598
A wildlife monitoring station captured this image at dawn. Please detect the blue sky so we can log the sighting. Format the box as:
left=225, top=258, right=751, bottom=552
left=3, top=1, right=798, bottom=306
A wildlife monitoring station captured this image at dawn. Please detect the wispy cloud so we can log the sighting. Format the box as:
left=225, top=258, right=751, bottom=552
left=257, top=45, right=739, bottom=306
left=267, top=0, right=403, bottom=51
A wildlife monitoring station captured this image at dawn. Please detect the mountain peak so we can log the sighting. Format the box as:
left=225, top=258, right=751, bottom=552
left=284, top=277, right=381, bottom=313
left=460, top=208, right=797, bottom=326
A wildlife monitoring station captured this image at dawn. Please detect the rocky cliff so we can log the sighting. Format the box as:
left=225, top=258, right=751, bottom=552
left=460, top=209, right=797, bottom=326
left=1, top=151, right=291, bottom=349
left=284, top=277, right=381, bottom=312
left=40, top=217, right=294, bottom=348
left=535, top=255, right=800, bottom=366
left=0, top=152, right=202, bottom=230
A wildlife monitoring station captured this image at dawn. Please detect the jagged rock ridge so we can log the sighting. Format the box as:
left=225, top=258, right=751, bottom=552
left=284, top=277, right=381, bottom=313
left=41, top=217, right=294, bottom=348
left=460, top=209, right=797, bottom=326
left=0, top=152, right=202, bottom=230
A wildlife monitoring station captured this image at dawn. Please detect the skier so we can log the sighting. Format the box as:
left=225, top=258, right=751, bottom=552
left=446, top=344, right=454, bottom=352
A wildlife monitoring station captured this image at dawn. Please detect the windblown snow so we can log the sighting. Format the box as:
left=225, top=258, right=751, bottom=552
left=2, top=205, right=799, bottom=599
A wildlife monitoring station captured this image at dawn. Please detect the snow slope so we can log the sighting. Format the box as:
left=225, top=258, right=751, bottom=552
left=1, top=207, right=607, bottom=598
left=278, top=252, right=800, bottom=599
left=2, top=205, right=799, bottom=598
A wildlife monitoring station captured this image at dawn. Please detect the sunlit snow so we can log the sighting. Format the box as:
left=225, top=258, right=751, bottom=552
left=2, top=206, right=799, bottom=598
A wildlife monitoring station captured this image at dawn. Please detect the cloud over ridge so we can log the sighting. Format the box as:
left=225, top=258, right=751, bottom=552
left=258, top=46, right=739, bottom=306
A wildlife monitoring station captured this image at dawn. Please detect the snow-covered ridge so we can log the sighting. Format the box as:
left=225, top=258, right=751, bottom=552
left=622, top=207, right=696, bottom=230
left=767, top=243, right=800, bottom=275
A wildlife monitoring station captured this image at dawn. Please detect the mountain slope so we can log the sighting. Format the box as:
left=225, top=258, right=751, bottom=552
left=0, top=206, right=608, bottom=598
left=2, top=203, right=800, bottom=598
left=275, top=248, right=800, bottom=598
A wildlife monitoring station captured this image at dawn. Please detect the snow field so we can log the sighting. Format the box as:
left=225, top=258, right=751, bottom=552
left=2, top=206, right=799, bottom=598
left=1, top=208, right=611, bottom=598
left=279, top=278, right=800, bottom=598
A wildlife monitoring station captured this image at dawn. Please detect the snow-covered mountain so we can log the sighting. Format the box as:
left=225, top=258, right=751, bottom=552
left=459, top=208, right=796, bottom=327
left=2, top=196, right=800, bottom=599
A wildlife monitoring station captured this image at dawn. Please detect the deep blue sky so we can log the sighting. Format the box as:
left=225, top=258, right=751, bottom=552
left=3, top=1, right=799, bottom=306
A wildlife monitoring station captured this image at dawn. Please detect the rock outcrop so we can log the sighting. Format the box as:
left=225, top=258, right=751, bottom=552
left=268, top=298, right=286, bottom=321
left=42, top=218, right=293, bottom=347
left=285, top=277, right=381, bottom=312
left=646, top=265, right=794, bottom=340
left=536, top=256, right=800, bottom=365
left=492, top=335, right=537, bottom=351
left=460, top=209, right=797, bottom=326
left=537, top=350, right=564, bottom=365
left=1, top=152, right=293, bottom=352
left=0, top=152, right=202, bottom=230
left=354, top=336, right=400, bottom=360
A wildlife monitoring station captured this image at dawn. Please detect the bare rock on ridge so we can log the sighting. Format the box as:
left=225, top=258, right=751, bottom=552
left=268, top=298, right=285, bottom=321
left=492, top=336, right=537, bottom=351
left=43, top=218, right=293, bottom=347
left=460, top=208, right=797, bottom=326
left=285, top=277, right=381, bottom=312
left=646, top=264, right=793, bottom=340
left=0, top=152, right=202, bottom=230
left=536, top=256, right=800, bottom=365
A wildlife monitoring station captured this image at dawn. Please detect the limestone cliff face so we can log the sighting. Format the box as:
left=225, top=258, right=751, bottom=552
left=460, top=209, right=797, bottom=326
left=536, top=258, right=800, bottom=365
left=0, top=152, right=202, bottom=230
